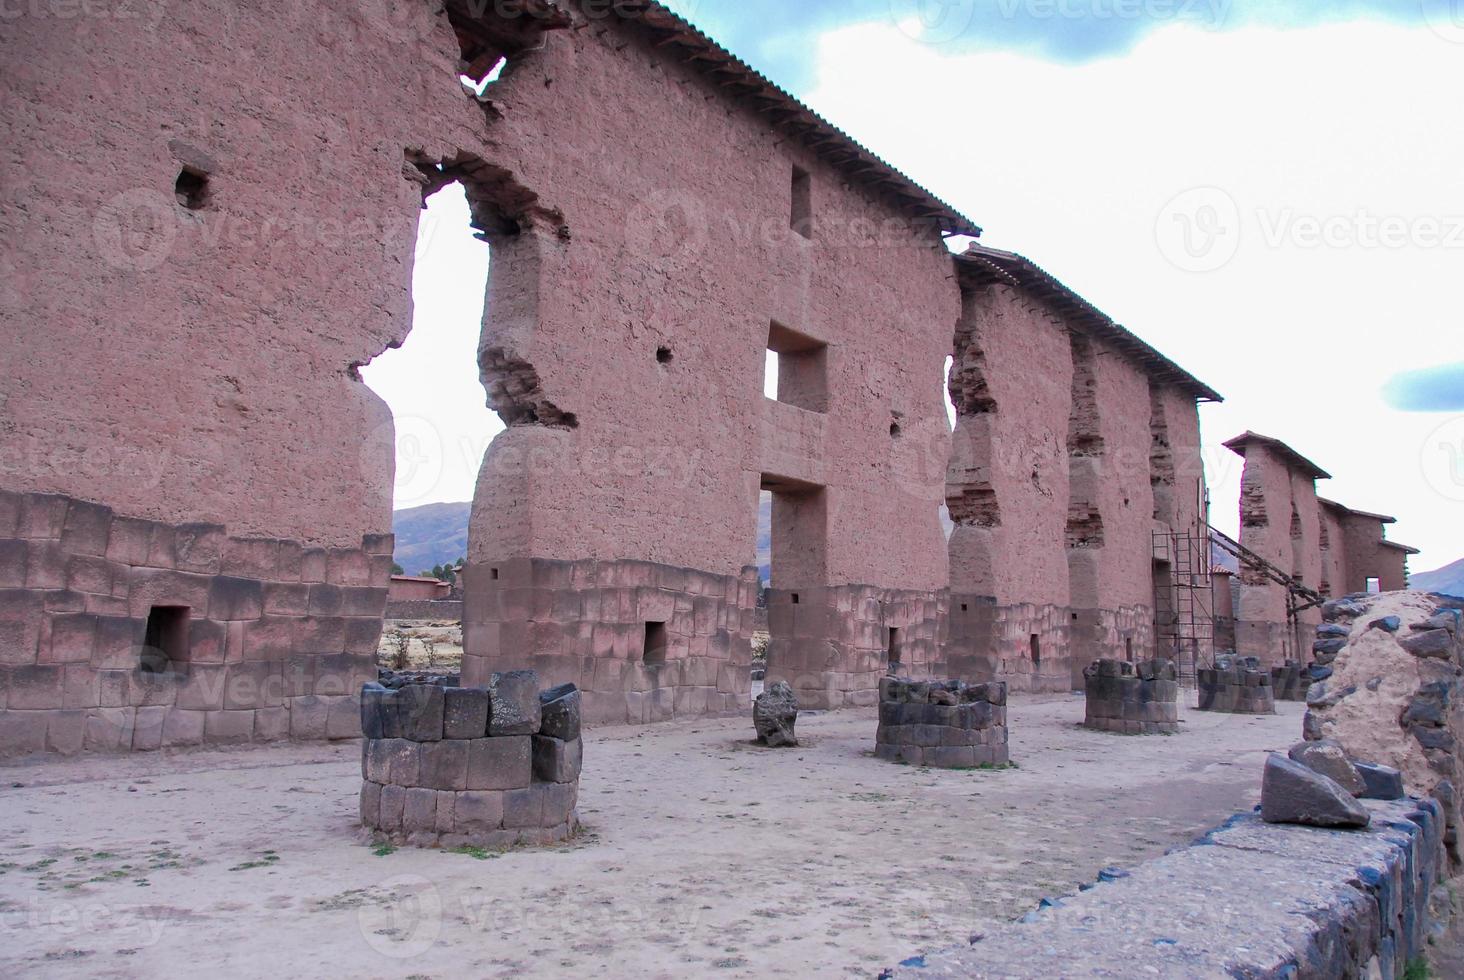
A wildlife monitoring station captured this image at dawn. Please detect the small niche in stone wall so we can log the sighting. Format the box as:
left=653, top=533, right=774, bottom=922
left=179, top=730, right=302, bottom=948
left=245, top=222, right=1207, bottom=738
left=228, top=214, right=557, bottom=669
left=174, top=167, right=210, bottom=209
left=887, top=626, right=902, bottom=667
left=1029, top=634, right=1041, bottom=667
left=141, top=605, right=190, bottom=673
left=643, top=621, right=668, bottom=665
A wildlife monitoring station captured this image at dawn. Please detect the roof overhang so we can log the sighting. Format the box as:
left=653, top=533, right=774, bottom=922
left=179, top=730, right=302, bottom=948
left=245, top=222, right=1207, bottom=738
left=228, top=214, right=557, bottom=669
left=1223, top=432, right=1331, bottom=481
left=956, top=244, right=1222, bottom=403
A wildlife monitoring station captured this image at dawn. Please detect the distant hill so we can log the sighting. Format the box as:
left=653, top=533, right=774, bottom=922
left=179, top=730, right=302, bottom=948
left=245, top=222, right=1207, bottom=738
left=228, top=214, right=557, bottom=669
left=1413, top=558, right=1464, bottom=599
left=392, top=502, right=470, bottom=576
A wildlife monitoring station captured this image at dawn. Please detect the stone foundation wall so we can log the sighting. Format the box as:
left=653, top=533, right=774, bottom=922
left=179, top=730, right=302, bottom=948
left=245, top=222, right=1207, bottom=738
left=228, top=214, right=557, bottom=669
left=358, top=675, right=580, bottom=849
left=461, top=558, right=755, bottom=726
left=1272, top=661, right=1310, bottom=701
left=385, top=599, right=463, bottom=621
left=890, top=798, right=1446, bottom=978
left=1069, top=605, right=1154, bottom=689
left=0, top=491, right=384, bottom=757
left=1082, top=659, right=1179, bottom=734
left=873, top=677, right=1008, bottom=768
left=945, top=598, right=1072, bottom=694
left=1197, top=656, right=1277, bottom=714
left=766, top=586, right=945, bottom=711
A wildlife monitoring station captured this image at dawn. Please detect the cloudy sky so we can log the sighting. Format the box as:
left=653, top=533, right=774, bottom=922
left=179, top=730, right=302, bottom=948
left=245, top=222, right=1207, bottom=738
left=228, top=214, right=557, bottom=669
left=363, top=0, right=1464, bottom=573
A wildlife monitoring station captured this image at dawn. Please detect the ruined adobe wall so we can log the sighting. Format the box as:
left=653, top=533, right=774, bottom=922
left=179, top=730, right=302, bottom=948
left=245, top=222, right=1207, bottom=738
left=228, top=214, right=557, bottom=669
left=1067, top=332, right=1156, bottom=679
left=1341, top=515, right=1408, bottom=593
left=459, top=8, right=958, bottom=716
left=1287, top=469, right=1323, bottom=634
left=0, top=1, right=495, bottom=549
left=1320, top=507, right=1350, bottom=598
left=0, top=1, right=512, bottom=752
left=946, top=283, right=1072, bottom=692
left=1235, top=444, right=1323, bottom=664
left=1149, top=386, right=1205, bottom=537
left=1235, top=445, right=1290, bottom=660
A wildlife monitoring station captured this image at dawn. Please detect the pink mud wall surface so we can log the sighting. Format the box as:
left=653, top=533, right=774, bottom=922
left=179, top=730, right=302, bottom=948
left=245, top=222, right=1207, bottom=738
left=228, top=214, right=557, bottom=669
left=0, top=0, right=511, bottom=548
left=465, top=12, right=955, bottom=591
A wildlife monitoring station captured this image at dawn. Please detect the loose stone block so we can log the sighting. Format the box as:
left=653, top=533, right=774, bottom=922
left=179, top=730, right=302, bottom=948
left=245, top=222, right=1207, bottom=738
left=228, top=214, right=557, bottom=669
left=1287, top=740, right=1366, bottom=797
left=418, top=739, right=469, bottom=791
left=538, top=683, right=581, bottom=741
left=1260, top=753, right=1370, bottom=829
left=398, top=684, right=444, bottom=741
left=532, top=734, right=583, bottom=784
left=443, top=687, right=490, bottom=739
left=453, top=790, right=506, bottom=834
left=488, top=670, right=542, bottom=735
left=467, top=735, right=532, bottom=791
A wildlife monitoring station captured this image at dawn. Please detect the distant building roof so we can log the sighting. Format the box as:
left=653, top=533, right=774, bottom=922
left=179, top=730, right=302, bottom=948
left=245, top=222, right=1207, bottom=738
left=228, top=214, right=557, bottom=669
left=1222, top=432, right=1331, bottom=481
left=391, top=575, right=447, bottom=585
left=954, top=244, right=1223, bottom=402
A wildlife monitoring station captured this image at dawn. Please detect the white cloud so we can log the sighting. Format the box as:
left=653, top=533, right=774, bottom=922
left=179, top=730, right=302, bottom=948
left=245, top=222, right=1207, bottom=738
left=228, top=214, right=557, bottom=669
left=802, top=19, right=1464, bottom=570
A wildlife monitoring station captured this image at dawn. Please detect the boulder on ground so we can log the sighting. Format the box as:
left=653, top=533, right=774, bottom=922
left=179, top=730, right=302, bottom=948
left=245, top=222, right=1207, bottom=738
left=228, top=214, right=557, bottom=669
left=1261, top=754, right=1370, bottom=829
left=1322, top=598, right=1369, bottom=622
left=1287, top=740, right=1366, bottom=797
left=754, top=681, right=799, bottom=747
left=1354, top=762, right=1405, bottom=801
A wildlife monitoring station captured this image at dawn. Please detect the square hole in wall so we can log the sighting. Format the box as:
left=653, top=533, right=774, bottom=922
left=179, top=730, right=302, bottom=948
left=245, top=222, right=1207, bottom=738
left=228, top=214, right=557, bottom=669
left=791, top=593, right=800, bottom=605
left=643, top=621, right=668, bottom=666
left=490, top=567, right=499, bottom=580
left=790, top=165, right=812, bottom=239
left=766, top=321, right=828, bottom=413
left=140, top=605, right=190, bottom=674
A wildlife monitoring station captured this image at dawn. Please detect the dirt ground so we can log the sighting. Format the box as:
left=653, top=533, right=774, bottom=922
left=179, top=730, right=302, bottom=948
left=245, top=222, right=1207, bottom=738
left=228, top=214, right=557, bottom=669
left=0, top=696, right=1302, bottom=978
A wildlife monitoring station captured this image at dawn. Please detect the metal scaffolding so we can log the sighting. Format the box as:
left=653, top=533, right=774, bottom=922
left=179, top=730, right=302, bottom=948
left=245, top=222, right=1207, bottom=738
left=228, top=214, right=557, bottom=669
left=1152, top=480, right=1216, bottom=686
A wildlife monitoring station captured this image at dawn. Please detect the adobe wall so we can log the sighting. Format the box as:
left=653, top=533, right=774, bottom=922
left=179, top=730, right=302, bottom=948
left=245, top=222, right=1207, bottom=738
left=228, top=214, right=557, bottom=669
left=1234, top=443, right=1320, bottom=665
left=1341, top=515, right=1409, bottom=593
left=1066, top=331, right=1157, bottom=682
left=454, top=5, right=957, bottom=715
left=0, top=1, right=501, bottom=751
left=1320, top=506, right=1350, bottom=599
left=946, top=283, right=1073, bottom=693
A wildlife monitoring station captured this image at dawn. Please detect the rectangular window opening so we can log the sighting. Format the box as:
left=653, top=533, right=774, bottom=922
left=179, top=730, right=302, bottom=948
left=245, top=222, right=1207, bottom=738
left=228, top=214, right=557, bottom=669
left=766, top=321, right=828, bottom=413
left=1029, top=633, right=1041, bottom=667
left=886, top=626, right=902, bottom=667
left=1125, top=637, right=1134, bottom=662
left=1366, top=577, right=1382, bottom=594
left=790, top=165, right=812, bottom=239
left=141, top=605, right=191, bottom=674
left=643, top=621, right=668, bottom=666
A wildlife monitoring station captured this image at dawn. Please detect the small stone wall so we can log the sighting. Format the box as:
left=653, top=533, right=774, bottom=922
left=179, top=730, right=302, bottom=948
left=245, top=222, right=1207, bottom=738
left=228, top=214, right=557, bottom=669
left=888, top=797, right=1446, bottom=978
left=1197, top=655, right=1276, bottom=714
left=0, top=490, right=385, bottom=757
left=384, top=599, right=463, bottom=621
left=358, top=672, right=580, bottom=849
left=1271, top=661, right=1310, bottom=701
left=874, top=677, right=1008, bottom=768
left=1082, top=659, right=1179, bottom=734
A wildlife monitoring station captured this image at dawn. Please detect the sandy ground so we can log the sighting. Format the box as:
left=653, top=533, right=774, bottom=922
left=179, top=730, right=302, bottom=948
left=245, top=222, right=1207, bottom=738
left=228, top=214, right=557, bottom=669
left=0, top=696, right=1302, bottom=978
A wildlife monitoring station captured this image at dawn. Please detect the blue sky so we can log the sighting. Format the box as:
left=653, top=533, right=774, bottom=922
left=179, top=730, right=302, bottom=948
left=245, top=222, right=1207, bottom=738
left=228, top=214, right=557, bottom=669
left=663, top=0, right=1453, bottom=89
left=365, top=0, right=1464, bottom=573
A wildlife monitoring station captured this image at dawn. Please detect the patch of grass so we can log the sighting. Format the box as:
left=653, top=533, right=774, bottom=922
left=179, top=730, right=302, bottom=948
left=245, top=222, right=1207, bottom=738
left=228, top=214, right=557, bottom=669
left=447, top=845, right=498, bottom=861
left=23, top=857, right=57, bottom=872
left=228, top=852, right=281, bottom=872
left=1402, top=959, right=1429, bottom=980
left=372, top=842, right=397, bottom=857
